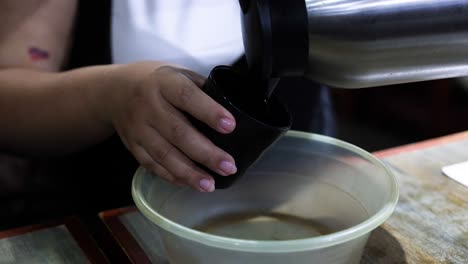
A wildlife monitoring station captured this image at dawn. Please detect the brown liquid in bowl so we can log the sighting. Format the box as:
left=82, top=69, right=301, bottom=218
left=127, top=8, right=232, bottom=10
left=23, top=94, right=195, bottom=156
left=194, top=212, right=334, bottom=241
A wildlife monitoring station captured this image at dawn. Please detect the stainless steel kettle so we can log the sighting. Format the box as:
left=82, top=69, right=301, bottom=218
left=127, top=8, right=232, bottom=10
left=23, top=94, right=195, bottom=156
left=240, top=0, right=468, bottom=89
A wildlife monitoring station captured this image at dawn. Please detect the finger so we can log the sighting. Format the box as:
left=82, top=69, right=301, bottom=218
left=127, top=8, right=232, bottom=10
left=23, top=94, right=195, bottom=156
left=176, top=68, right=206, bottom=87
left=158, top=67, right=236, bottom=134
left=130, top=144, right=177, bottom=184
left=138, top=126, right=216, bottom=192
left=148, top=98, right=237, bottom=176
left=146, top=160, right=192, bottom=188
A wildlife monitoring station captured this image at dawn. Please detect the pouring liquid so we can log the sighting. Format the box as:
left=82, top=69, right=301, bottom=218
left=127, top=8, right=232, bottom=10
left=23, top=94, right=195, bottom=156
left=223, top=72, right=283, bottom=126
left=264, top=77, right=280, bottom=99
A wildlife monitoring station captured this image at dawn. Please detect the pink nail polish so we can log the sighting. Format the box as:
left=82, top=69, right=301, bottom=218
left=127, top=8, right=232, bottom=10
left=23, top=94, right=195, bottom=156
left=219, top=160, right=237, bottom=175
left=219, top=118, right=235, bottom=132
left=200, top=178, right=215, bottom=192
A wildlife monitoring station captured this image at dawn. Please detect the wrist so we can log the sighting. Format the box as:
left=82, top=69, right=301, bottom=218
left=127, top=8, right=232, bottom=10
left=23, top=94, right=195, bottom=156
left=92, top=61, right=167, bottom=128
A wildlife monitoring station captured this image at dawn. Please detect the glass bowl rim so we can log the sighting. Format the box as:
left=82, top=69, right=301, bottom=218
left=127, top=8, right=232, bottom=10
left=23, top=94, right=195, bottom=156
left=132, top=130, right=399, bottom=253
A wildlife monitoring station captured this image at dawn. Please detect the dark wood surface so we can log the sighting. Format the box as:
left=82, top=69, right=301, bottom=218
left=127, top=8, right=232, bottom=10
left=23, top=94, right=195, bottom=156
left=99, top=207, right=153, bottom=264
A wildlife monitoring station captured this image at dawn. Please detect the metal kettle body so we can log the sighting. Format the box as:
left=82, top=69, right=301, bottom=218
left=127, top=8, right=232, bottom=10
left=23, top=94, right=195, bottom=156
left=240, top=0, right=468, bottom=88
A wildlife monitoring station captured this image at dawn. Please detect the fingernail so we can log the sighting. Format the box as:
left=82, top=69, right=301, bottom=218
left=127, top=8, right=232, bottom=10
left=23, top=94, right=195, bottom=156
left=220, top=160, right=237, bottom=175
left=219, top=118, right=235, bottom=132
left=200, top=178, right=215, bottom=192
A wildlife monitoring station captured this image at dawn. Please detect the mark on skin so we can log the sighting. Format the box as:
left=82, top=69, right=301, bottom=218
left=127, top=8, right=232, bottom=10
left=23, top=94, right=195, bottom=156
left=28, top=46, right=49, bottom=61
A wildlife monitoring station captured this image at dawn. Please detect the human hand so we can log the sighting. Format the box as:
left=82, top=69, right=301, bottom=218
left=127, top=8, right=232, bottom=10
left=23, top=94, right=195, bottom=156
left=104, top=63, right=237, bottom=192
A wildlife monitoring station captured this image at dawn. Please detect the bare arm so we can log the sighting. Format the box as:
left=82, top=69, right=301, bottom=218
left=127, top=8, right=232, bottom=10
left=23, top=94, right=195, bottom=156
left=0, top=64, right=121, bottom=154
left=0, top=0, right=113, bottom=154
left=0, top=1, right=237, bottom=192
left=0, top=0, right=75, bottom=71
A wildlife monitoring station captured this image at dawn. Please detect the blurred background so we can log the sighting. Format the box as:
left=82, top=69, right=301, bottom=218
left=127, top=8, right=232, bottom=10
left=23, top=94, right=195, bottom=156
left=331, top=77, right=468, bottom=152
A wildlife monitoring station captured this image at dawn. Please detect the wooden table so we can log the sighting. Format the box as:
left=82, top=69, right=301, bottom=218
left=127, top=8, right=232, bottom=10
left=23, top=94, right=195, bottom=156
left=2, top=131, right=467, bottom=263
left=100, top=207, right=156, bottom=264
left=362, top=131, right=468, bottom=263
left=0, top=217, right=109, bottom=263
left=99, top=131, right=468, bottom=264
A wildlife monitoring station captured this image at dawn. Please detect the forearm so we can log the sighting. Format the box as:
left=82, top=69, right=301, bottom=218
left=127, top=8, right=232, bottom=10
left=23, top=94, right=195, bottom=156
left=0, top=65, right=126, bottom=155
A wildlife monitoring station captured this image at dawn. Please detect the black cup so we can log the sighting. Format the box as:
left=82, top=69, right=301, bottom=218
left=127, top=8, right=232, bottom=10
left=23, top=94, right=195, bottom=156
left=188, top=65, right=292, bottom=189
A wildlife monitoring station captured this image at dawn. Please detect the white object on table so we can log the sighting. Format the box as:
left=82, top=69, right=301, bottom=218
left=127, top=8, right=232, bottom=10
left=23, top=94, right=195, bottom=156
left=442, top=161, right=468, bottom=187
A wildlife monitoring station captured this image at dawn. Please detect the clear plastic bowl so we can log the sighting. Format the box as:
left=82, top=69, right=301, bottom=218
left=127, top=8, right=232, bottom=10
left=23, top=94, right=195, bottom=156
left=132, top=131, right=399, bottom=264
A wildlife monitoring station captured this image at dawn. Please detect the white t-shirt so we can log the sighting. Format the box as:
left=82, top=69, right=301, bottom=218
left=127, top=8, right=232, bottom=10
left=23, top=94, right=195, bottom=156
left=111, top=0, right=244, bottom=76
